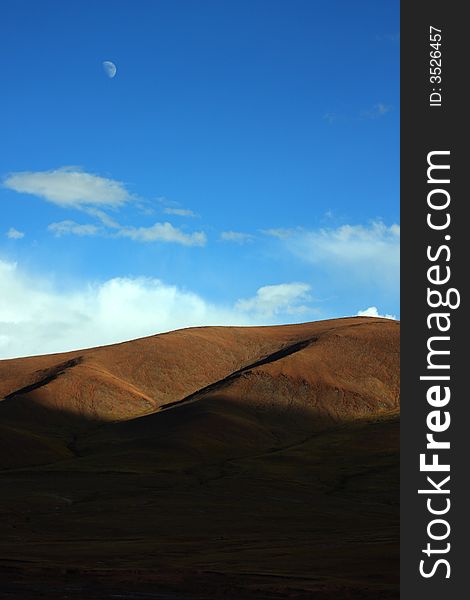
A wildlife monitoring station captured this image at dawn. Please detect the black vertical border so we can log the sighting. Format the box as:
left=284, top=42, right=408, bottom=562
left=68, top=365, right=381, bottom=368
left=401, top=2, right=467, bottom=598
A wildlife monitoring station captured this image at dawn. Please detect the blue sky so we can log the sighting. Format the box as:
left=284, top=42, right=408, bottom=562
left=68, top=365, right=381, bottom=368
left=0, top=0, right=399, bottom=358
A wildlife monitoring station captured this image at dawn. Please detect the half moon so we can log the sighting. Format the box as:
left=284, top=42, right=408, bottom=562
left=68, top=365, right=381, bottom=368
left=102, top=61, right=117, bottom=78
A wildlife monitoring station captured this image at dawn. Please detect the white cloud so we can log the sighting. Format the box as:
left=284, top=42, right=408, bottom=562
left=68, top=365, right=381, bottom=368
left=48, top=220, right=100, bottom=237
left=220, top=231, right=254, bottom=244
left=46, top=217, right=207, bottom=247
left=0, top=259, right=228, bottom=357
left=163, top=207, right=196, bottom=217
left=85, top=207, right=121, bottom=228
left=4, top=167, right=132, bottom=209
left=4, top=168, right=209, bottom=248
left=0, top=259, right=317, bottom=358
left=6, top=227, right=24, bottom=239
left=268, top=221, right=399, bottom=290
left=356, top=306, right=396, bottom=320
left=235, top=283, right=312, bottom=318
left=262, top=227, right=298, bottom=239
left=361, top=103, right=392, bottom=119
left=119, top=222, right=207, bottom=246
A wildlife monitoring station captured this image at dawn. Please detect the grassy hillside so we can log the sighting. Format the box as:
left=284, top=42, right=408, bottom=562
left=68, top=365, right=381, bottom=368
left=0, top=317, right=399, bottom=599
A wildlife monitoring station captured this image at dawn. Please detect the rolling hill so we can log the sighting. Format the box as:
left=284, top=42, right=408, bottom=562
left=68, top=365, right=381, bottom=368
left=0, top=317, right=400, bottom=599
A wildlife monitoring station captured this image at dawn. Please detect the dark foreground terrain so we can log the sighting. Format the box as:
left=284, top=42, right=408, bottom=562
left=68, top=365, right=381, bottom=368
left=0, top=317, right=399, bottom=599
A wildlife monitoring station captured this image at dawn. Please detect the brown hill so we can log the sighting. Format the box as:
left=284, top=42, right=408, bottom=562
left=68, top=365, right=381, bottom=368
left=0, top=317, right=400, bottom=599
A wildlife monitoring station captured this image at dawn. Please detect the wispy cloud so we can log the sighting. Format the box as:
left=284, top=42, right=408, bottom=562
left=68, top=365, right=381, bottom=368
left=324, top=103, right=392, bottom=124
left=262, top=227, right=298, bottom=239
left=6, top=227, right=24, bottom=240
left=4, top=167, right=132, bottom=209
left=48, top=220, right=101, bottom=237
left=361, top=103, right=392, bottom=119
left=357, top=306, right=397, bottom=320
left=119, top=222, right=207, bottom=246
left=235, top=283, right=312, bottom=318
left=220, top=231, right=255, bottom=244
left=163, top=207, right=196, bottom=217
left=85, top=207, right=121, bottom=228
left=5, top=168, right=208, bottom=247
left=265, top=221, right=400, bottom=291
left=46, top=218, right=207, bottom=247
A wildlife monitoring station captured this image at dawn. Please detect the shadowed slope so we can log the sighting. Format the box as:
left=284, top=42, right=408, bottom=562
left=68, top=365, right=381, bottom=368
left=0, top=317, right=398, bottom=471
left=0, top=317, right=400, bottom=598
left=0, top=317, right=398, bottom=418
